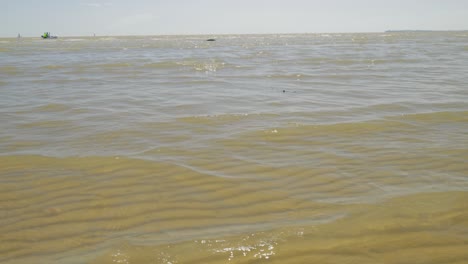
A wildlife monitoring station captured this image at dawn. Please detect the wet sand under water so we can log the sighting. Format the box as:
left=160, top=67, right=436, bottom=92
left=1, top=154, right=467, bottom=264
left=91, top=192, right=468, bottom=264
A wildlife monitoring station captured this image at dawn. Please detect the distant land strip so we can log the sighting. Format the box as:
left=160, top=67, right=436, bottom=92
left=385, top=30, right=468, bottom=32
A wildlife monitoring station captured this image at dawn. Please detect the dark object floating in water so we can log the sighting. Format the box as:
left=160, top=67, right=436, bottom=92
left=206, top=38, right=216, bottom=41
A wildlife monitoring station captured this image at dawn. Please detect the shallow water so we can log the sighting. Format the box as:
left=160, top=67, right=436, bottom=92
left=1, top=32, right=468, bottom=263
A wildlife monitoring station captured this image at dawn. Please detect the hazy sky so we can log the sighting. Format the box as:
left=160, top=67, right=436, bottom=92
left=3, top=0, right=468, bottom=37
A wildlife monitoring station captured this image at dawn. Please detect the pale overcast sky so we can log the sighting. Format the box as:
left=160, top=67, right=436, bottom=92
left=2, top=0, right=468, bottom=37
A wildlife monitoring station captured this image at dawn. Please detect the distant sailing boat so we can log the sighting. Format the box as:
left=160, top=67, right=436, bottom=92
left=17, top=33, right=21, bottom=38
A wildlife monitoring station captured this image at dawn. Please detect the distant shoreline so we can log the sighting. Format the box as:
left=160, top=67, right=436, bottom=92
left=385, top=30, right=468, bottom=33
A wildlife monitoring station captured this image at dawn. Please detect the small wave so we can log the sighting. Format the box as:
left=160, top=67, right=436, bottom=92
left=42, top=65, right=66, bottom=70
left=63, top=38, right=86, bottom=42
left=98, top=37, right=117, bottom=41
left=370, top=58, right=421, bottom=64
left=178, top=113, right=278, bottom=125
left=397, top=110, right=468, bottom=124
left=357, top=103, right=411, bottom=113
left=300, top=58, right=360, bottom=66
left=0, top=65, right=18, bottom=75
left=142, top=61, right=179, bottom=69
left=97, top=62, right=132, bottom=68
left=266, top=73, right=305, bottom=80
left=19, top=120, right=74, bottom=129
left=301, top=57, right=420, bottom=66
left=177, top=59, right=228, bottom=72
left=34, top=103, right=71, bottom=112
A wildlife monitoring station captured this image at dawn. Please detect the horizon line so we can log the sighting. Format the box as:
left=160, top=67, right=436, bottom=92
left=5, top=29, right=468, bottom=39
